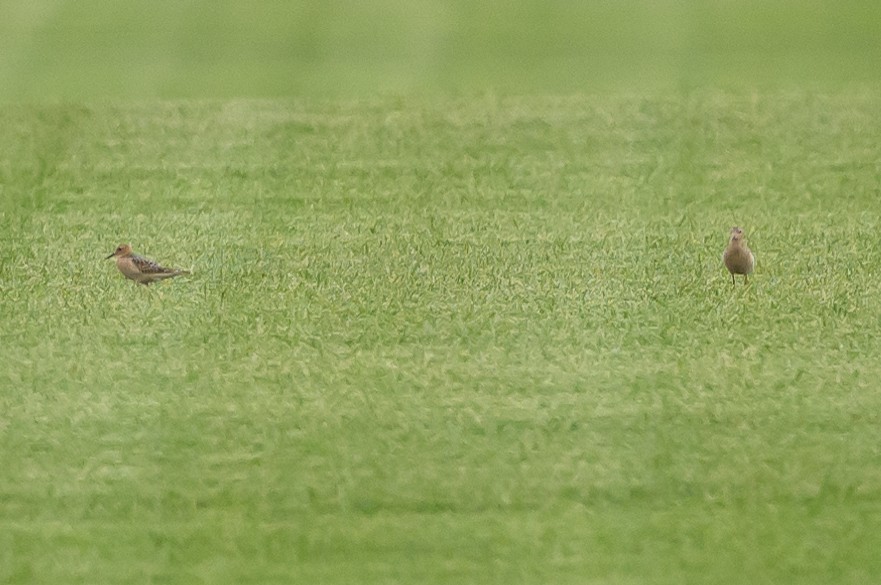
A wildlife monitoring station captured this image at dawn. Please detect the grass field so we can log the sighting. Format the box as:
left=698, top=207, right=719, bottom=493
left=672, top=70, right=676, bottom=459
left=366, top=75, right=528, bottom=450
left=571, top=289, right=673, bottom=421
left=2, top=1, right=881, bottom=99
left=2, top=92, right=881, bottom=583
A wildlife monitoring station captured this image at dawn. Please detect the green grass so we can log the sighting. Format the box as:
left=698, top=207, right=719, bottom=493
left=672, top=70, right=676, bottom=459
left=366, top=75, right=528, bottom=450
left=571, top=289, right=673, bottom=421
left=3, top=92, right=881, bottom=583
left=2, top=0, right=881, bottom=100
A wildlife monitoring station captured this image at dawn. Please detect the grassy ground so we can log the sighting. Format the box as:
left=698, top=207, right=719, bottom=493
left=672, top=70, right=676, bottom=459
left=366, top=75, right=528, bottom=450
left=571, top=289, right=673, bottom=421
left=3, top=93, right=881, bottom=583
left=2, top=1, right=881, bottom=99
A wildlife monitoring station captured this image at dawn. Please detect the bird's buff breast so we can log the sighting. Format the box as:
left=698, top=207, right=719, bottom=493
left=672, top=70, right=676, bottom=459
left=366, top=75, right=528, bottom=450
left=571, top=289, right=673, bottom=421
left=724, top=247, right=755, bottom=274
left=116, top=257, right=147, bottom=282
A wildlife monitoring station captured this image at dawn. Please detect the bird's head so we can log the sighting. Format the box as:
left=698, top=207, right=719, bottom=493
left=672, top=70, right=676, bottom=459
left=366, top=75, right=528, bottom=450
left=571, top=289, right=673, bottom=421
left=106, top=243, right=133, bottom=259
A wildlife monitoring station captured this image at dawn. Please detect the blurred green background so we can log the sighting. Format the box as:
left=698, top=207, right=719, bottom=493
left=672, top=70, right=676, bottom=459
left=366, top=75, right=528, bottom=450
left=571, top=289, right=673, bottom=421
left=1, top=0, right=880, bottom=100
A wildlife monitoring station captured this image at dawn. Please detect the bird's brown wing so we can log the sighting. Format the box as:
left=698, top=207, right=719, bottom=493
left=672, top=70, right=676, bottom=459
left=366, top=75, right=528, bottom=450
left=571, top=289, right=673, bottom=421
left=131, top=254, right=176, bottom=274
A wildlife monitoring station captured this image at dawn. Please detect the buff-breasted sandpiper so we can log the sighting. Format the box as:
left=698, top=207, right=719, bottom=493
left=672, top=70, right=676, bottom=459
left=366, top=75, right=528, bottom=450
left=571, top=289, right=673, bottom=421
left=722, top=226, right=755, bottom=285
left=106, top=244, right=189, bottom=285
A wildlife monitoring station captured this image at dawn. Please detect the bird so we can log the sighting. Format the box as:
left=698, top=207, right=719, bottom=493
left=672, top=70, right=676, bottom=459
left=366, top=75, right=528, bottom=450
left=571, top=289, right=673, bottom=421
left=106, top=243, right=189, bottom=285
left=722, top=226, right=755, bottom=285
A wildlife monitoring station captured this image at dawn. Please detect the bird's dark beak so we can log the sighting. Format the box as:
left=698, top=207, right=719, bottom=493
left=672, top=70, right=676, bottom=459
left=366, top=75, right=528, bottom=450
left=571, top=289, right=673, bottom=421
left=106, top=252, right=116, bottom=259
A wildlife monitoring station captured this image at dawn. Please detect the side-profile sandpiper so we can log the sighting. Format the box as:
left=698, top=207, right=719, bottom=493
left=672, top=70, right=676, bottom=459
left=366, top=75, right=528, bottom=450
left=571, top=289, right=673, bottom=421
left=106, top=244, right=190, bottom=285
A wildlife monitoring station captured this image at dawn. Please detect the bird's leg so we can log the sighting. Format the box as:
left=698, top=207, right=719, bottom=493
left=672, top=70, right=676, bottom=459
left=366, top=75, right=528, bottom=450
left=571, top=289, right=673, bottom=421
left=731, top=273, right=735, bottom=285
